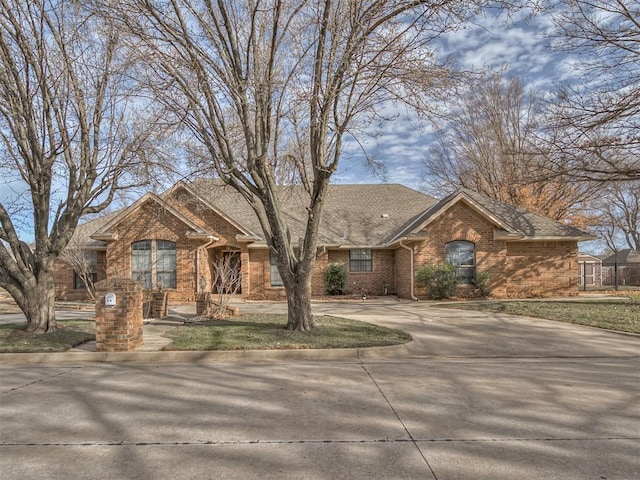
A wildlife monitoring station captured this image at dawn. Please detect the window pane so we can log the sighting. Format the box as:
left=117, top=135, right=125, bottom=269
left=156, top=272, right=177, bottom=289
left=445, top=241, right=475, bottom=284
left=132, top=241, right=152, bottom=288
left=132, top=240, right=152, bottom=251
left=446, top=241, right=474, bottom=266
left=157, top=240, right=175, bottom=251
left=133, top=272, right=152, bottom=289
left=85, top=251, right=97, bottom=268
left=156, top=241, right=176, bottom=288
left=132, top=250, right=151, bottom=271
left=349, top=249, right=372, bottom=272
left=157, top=248, right=176, bottom=271
left=270, top=252, right=284, bottom=287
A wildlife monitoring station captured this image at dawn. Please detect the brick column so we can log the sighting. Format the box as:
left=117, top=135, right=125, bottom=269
left=94, top=279, right=143, bottom=352
left=148, top=291, right=169, bottom=318
left=195, top=292, right=207, bottom=316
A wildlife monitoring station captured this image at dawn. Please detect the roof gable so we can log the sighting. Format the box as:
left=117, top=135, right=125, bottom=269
left=91, top=192, right=210, bottom=241
left=163, top=182, right=258, bottom=238
left=389, top=188, right=596, bottom=243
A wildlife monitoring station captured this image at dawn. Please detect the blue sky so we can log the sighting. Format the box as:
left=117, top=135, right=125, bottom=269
left=333, top=8, right=576, bottom=190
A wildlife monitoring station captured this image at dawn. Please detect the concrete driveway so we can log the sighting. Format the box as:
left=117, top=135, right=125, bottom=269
left=0, top=300, right=638, bottom=479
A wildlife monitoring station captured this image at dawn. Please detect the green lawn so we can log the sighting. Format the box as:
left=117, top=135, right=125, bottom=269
left=439, top=297, right=640, bottom=334
left=163, top=314, right=412, bottom=351
left=0, top=320, right=96, bottom=353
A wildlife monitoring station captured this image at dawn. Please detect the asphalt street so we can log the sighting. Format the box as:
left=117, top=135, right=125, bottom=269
left=0, top=301, right=638, bottom=479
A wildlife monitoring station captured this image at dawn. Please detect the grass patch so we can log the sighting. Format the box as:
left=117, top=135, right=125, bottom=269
left=440, top=297, right=640, bottom=334
left=163, top=314, right=412, bottom=351
left=0, top=320, right=95, bottom=353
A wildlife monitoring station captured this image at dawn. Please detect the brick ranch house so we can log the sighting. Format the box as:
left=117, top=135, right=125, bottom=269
left=55, top=180, right=596, bottom=303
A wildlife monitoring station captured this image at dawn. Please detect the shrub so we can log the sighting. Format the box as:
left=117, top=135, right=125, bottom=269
left=416, top=264, right=459, bottom=299
left=325, top=262, right=347, bottom=295
left=473, top=271, right=491, bottom=297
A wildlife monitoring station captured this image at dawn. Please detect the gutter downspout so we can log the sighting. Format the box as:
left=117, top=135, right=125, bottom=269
left=196, top=235, right=219, bottom=294
left=399, top=239, right=419, bottom=301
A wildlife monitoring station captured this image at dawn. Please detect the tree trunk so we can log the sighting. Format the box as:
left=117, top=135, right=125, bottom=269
left=285, top=273, right=315, bottom=331
left=19, top=271, right=57, bottom=333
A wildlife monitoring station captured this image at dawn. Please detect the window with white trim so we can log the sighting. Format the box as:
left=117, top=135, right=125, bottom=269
left=349, top=249, right=372, bottom=272
left=445, top=241, right=475, bottom=284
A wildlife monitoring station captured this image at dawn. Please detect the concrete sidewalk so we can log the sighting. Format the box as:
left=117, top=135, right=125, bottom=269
left=1, top=298, right=639, bottom=364
left=67, top=308, right=192, bottom=354
left=1, top=301, right=639, bottom=479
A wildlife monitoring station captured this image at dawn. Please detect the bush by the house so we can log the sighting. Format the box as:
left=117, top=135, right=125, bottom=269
left=416, top=264, right=459, bottom=299
left=325, top=262, right=347, bottom=295
left=473, top=271, right=491, bottom=297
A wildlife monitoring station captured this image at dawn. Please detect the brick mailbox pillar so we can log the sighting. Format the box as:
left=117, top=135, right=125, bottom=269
left=95, top=279, right=144, bottom=352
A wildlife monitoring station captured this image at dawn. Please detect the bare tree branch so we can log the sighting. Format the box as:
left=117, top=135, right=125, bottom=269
left=423, top=75, right=597, bottom=226
left=103, top=0, right=491, bottom=330
left=547, top=0, right=640, bottom=181
left=0, top=1, right=157, bottom=332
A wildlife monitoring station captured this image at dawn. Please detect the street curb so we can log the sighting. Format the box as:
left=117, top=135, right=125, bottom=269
left=0, top=342, right=413, bottom=365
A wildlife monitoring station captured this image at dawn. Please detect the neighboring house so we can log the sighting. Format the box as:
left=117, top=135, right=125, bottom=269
left=54, top=180, right=596, bottom=303
left=578, top=253, right=603, bottom=289
left=601, top=249, right=640, bottom=287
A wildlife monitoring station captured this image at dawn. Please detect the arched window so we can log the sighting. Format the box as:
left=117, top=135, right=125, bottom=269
left=445, top=241, right=475, bottom=284
left=131, top=240, right=176, bottom=289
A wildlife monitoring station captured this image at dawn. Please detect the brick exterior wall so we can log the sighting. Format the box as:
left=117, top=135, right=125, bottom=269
left=246, top=248, right=287, bottom=300
left=409, top=201, right=578, bottom=298
left=327, top=249, right=396, bottom=296
left=97, top=188, right=252, bottom=304
left=58, top=191, right=581, bottom=303
left=395, top=246, right=413, bottom=299
left=102, top=200, right=201, bottom=303
left=505, top=241, right=578, bottom=297
left=412, top=201, right=507, bottom=298
left=54, top=250, right=107, bottom=301
left=166, top=187, right=250, bottom=300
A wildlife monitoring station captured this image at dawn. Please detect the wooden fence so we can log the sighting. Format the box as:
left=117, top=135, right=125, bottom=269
left=601, top=265, right=640, bottom=287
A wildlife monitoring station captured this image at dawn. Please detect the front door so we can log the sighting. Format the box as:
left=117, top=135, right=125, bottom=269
left=222, top=251, right=241, bottom=294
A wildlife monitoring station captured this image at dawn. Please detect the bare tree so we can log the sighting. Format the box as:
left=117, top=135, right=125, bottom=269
left=105, top=0, right=492, bottom=331
left=0, top=1, right=154, bottom=332
left=60, top=238, right=98, bottom=301
left=424, top=75, right=595, bottom=225
left=547, top=0, right=640, bottom=181
left=592, top=182, right=640, bottom=251
left=204, top=254, right=242, bottom=319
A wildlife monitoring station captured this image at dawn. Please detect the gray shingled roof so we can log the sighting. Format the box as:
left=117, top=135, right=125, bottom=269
left=68, top=211, right=120, bottom=249
left=601, top=249, right=640, bottom=265
left=461, top=189, right=595, bottom=239
left=71, top=181, right=595, bottom=249
left=189, top=179, right=437, bottom=246
left=391, top=188, right=595, bottom=242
